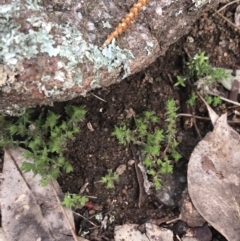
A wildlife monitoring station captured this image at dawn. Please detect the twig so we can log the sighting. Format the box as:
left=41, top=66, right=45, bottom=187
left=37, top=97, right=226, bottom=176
left=90, top=93, right=107, bottom=102
left=177, top=113, right=210, bottom=120
left=177, top=113, right=240, bottom=124
left=193, top=117, right=202, bottom=139
left=167, top=73, right=174, bottom=85
left=214, top=0, right=240, bottom=14
left=88, top=226, right=101, bottom=230
left=85, top=195, right=98, bottom=199
left=51, top=181, right=79, bottom=241
left=162, top=141, right=171, bottom=157
left=219, top=95, right=240, bottom=107
left=213, top=9, right=240, bottom=32
left=130, top=145, right=146, bottom=208
left=73, top=211, right=98, bottom=227
left=199, top=88, right=240, bottom=107
left=176, top=234, right=182, bottom=241
left=166, top=215, right=181, bottom=224
left=79, top=182, right=89, bottom=194
left=102, top=202, right=115, bottom=216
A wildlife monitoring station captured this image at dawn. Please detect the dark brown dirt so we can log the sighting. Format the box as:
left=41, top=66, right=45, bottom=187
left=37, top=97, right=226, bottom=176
left=56, top=4, right=240, bottom=241
left=1, top=3, right=239, bottom=241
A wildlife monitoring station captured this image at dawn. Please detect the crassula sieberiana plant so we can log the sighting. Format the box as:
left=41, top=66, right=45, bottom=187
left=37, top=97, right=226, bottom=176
left=112, top=100, right=181, bottom=189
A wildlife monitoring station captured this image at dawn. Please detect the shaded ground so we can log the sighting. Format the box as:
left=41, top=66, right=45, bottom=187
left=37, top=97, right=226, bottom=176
left=57, top=4, right=240, bottom=241
left=1, top=3, right=239, bottom=241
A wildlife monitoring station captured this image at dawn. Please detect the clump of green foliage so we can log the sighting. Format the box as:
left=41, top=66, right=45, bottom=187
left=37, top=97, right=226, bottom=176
left=112, top=100, right=181, bottom=189
left=0, top=106, right=89, bottom=208
left=61, top=192, right=89, bottom=209
left=0, top=106, right=86, bottom=186
left=187, top=52, right=228, bottom=83
left=175, top=52, right=229, bottom=106
left=101, top=169, right=119, bottom=189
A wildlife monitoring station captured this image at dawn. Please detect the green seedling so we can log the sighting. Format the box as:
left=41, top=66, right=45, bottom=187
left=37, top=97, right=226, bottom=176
left=112, top=100, right=181, bottom=190
left=0, top=105, right=89, bottom=208
left=174, top=76, right=186, bottom=87
left=188, top=52, right=229, bottom=83
left=0, top=105, right=86, bottom=186
left=101, top=169, right=119, bottom=189
left=206, top=96, right=222, bottom=107
left=175, top=52, right=229, bottom=107
left=187, top=51, right=210, bottom=79
left=187, top=92, right=198, bottom=106
left=61, top=193, right=89, bottom=209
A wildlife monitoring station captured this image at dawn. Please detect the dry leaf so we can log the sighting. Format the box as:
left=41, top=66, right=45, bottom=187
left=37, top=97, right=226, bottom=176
left=0, top=147, right=75, bottom=241
left=188, top=109, right=240, bottom=240
left=87, top=122, right=94, bottom=132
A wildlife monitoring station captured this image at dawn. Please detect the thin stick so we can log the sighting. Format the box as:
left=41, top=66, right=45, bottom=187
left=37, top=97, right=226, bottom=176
left=214, top=0, right=240, bottom=14
left=88, top=226, right=101, bottom=230
left=166, top=216, right=181, bottom=224
left=51, top=181, right=79, bottom=241
left=73, top=211, right=98, bottom=227
left=213, top=9, right=240, bottom=31
left=219, top=95, right=240, bottom=107
left=204, top=89, right=240, bottom=107
left=176, top=234, right=182, bottom=241
left=177, top=113, right=240, bottom=124
left=79, top=182, right=89, bottom=194
left=90, top=92, right=107, bottom=102
left=177, top=113, right=210, bottom=120
left=130, top=145, right=146, bottom=208
left=85, top=195, right=98, bottom=199
left=193, top=118, right=202, bottom=139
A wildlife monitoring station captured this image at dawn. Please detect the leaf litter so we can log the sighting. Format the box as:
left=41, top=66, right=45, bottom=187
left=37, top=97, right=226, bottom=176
left=188, top=97, right=240, bottom=241
left=0, top=147, right=76, bottom=241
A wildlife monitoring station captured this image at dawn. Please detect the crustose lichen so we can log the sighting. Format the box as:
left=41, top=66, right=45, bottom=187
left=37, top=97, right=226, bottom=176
left=0, top=0, right=134, bottom=93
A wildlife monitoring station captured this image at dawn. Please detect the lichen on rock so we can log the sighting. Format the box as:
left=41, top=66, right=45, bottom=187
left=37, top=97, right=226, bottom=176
left=0, top=0, right=134, bottom=115
left=0, top=0, right=222, bottom=114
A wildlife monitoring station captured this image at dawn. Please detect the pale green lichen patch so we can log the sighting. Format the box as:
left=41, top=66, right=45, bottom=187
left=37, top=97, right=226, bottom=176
left=0, top=62, right=24, bottom=87
left=192, top=0, right=210, bottom=7
left=144, top=41, right=154, bottom=56
left=0, top=0, right=134, bottom=95
left=102, top=21, right=112, bottom=28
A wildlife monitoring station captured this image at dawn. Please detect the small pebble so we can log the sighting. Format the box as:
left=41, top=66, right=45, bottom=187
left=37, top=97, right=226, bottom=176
left=116, top=164, right=126, bottom=175
left=128, top=160, right=135, bottom=166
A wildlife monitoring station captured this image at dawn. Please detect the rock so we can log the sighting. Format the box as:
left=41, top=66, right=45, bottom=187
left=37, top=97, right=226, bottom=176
left=114, top=223, right=173, bottom=241
left=0, top=0, right=224, bottom=114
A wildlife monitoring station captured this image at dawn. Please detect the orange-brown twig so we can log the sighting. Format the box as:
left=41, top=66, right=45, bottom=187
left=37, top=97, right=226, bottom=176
left=102, top=0, right=149, bottom=48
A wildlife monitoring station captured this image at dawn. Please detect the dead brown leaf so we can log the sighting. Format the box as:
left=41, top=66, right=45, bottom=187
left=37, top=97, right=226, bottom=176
left=188, top=107, right=240, bottom=240
left=0, top=147, right=75, bottom=241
